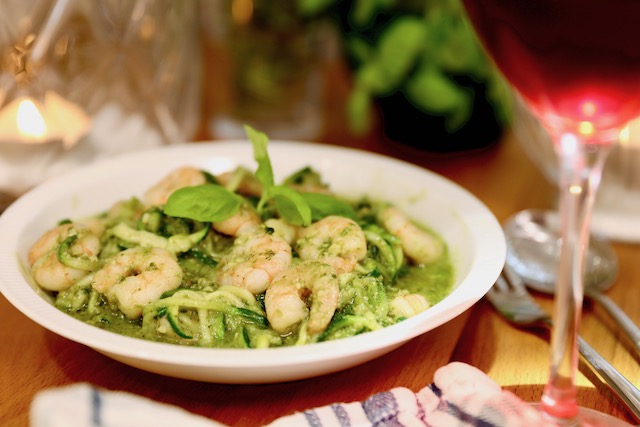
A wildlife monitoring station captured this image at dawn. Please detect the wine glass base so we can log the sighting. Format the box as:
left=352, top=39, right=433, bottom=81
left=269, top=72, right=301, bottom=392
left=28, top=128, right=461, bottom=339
left=529, top=403, right=634, bottom=426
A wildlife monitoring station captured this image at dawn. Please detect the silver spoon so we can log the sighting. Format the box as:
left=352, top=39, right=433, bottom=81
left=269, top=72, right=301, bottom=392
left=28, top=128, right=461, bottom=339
left=504, top=209, right=640, bottom=352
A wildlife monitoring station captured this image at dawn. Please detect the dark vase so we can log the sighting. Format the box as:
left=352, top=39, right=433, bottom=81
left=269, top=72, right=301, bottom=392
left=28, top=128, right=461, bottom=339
left=375, top=76, right=505, bottom=153
left=327, top=1, right=508, bottom=154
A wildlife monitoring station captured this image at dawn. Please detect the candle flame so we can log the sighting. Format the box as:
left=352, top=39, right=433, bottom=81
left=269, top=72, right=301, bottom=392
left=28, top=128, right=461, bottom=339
left=0, top=92, right=90, bottom=146
left=16, top=99, right=47, bottom=140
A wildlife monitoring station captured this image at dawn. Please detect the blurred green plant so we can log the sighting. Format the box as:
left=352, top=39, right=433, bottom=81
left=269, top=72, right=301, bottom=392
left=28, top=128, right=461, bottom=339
left=298, top=0, right=512, bottom=135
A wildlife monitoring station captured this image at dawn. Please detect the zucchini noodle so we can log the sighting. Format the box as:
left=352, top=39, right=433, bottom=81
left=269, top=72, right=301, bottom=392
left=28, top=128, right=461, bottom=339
left=31, top=165, right=454, bottom=349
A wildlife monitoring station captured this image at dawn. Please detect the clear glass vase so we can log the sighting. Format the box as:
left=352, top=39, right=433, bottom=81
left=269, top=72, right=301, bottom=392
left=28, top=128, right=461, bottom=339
left=201, top=0, right=326, bottom=141
left=0, top=0, right=201, bottom=195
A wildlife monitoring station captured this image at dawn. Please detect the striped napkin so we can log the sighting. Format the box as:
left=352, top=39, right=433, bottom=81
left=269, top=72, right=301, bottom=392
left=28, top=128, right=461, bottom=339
left=31, top=362, right=554, bottom=427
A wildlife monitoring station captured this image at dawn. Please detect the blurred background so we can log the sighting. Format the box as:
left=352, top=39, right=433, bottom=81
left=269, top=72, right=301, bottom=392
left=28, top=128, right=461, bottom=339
left=199, top=0, right=512, bottom=149
left=0, top=0, right=638, bottom=232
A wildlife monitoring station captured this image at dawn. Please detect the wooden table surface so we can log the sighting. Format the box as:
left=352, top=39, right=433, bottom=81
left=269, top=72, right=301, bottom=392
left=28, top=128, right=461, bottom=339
left=2, top=60, right=639, bottom=426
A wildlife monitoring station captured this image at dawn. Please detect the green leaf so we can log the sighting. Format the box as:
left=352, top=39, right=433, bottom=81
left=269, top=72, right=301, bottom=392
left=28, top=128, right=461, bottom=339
left=351, top=0, right=396, bottom=28
left=296, top=0, right=337, bottom=16
left=164, top=184, right=243, bottom=222
left=347, top=86, right=373, bottom=135
left=346, top=37, right=372, bottom=66
left=431, top=15, right=483, bottom=73
left=376, top=17, right=428, bottom=87
left=355, top=64, right=393, bottom=94
left=404, top=65, right=474, bottom=132
left=260, top=185, right=312, bottom=226
left=444, top=101, right=472, bottom=132
left=404, top=66, right=469, bottom=113
left=301, top=192, right=358, bottom=221
left=351, top=17, right=428, bottom=97
left=244, top=125, right=274, bottom=188
left=243, top=125, right=311, bottom=224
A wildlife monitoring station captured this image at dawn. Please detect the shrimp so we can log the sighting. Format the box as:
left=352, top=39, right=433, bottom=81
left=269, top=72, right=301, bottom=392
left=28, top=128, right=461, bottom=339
left=105, top=197, right=146, bottom=226
left=216, top=227, right=292, bottom=294
left=378, top=206, right=444, bottom=265
left=296, top=215, right=367, bottom=274
left=264, top=218, right=298, bottom=246
left=389, top=292, right=431, bottom=319
left=29, top=223, right=101, bottom=292
left=78, top=217, right=107, bottom=238
left=212, top=203, right=261, bottom=237
left=28, top=223, right=96, bottom=265
left=144, top=166, right=206, bottom=206
left=216, top=167, right=263, bottom=197
left=91, top=246, right=182, bottom=319
left=265, top=260, right=339, bottom=335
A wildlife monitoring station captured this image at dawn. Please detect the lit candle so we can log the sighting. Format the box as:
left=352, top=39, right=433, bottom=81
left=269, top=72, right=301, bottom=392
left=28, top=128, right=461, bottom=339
left=0, top=91, right=90, bottom=148
left=16, top=99, right=47, bottom=140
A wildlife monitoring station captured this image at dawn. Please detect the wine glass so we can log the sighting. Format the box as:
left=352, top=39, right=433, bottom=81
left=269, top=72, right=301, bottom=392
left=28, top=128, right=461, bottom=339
left=461, top=1, right=640, bottom=426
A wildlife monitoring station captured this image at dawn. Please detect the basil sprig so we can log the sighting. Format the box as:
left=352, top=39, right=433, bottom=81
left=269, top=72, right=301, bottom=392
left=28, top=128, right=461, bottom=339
left=164, top=125, right=362, bottom=225
left=245, top=125, right=313, bottom=226
left=245, top=125, right=274, bottom=188
left=164, top=126, right=313, bottom=225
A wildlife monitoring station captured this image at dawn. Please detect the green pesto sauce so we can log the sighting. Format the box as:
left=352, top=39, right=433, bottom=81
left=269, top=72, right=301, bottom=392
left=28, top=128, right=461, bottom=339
left=396, top=255, right=454, bottom=305
left=52, top=195, right=456, bottom=348
left=62, top=302, right=144, bottom=337
left=55, top=253, right=454, bottom=348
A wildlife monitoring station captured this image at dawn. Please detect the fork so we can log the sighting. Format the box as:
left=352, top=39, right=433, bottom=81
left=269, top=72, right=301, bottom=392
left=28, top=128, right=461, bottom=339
left=487, top=266, right=640, bottom=421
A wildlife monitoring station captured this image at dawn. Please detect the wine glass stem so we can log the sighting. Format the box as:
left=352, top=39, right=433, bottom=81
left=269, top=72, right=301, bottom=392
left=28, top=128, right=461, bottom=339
left=541, top=134, right=613, bottom=425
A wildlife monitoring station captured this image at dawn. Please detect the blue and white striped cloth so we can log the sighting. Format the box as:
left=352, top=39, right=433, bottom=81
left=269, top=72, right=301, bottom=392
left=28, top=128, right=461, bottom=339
left=31, top=363, right=555, bottom=427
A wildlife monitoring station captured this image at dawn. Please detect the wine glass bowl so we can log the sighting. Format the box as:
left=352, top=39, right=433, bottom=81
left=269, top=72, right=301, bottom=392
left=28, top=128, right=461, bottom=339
left=462, top=0, right=640, bottom=425
left=461, top=1, right=640, bottom=142
left=512, top=94, right=640, bottom=243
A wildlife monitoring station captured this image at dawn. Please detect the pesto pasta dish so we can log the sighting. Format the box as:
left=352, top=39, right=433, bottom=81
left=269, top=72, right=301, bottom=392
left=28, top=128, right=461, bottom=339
left=26, top=127, right=453, bottom=349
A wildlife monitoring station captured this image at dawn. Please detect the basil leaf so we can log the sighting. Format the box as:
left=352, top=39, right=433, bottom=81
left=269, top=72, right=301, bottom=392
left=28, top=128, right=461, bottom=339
left=164, top=184, right=243, bottom=222
left=261, top=185, right=312, bottom=226
left=244, top=125, right=274, bottom=188
left=243, top=125, right=312, bottom=226
left=302, top=192, right=358, bottom=221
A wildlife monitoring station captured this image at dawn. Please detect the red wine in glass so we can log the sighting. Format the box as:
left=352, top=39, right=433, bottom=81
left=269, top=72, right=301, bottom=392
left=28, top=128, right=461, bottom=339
left=463, top=0, right=640, bottom=425
left=463, top=0, right=640, bottom=144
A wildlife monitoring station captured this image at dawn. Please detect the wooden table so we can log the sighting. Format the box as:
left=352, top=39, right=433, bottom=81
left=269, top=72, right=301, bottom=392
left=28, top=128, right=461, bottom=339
left=2, top=61, right=639, bottom=426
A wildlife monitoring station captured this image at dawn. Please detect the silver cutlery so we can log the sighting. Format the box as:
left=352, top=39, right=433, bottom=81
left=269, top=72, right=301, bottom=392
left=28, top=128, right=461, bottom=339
left=486, top=266, right=640, bottom=421
left=503, top=209, right=640, bottom=352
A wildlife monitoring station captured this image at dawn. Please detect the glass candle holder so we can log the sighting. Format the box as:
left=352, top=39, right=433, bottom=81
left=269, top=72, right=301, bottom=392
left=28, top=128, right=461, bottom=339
left=201, top=0, right=326, bottom=141
left=0, top=0, right=201, bottom=195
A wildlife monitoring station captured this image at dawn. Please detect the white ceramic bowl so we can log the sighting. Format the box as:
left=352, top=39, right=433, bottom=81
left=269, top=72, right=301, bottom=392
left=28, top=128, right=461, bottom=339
left=0, top=141, right=505, bottom=384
